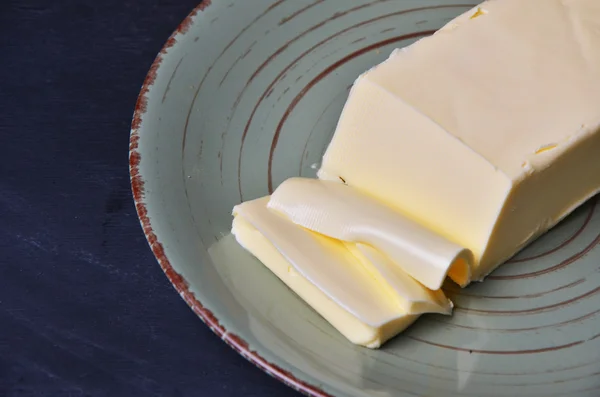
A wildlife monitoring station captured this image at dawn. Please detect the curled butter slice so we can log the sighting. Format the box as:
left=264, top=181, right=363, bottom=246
left=232, top=197, right=451, bottom=347
left=268, top=178, right=472, bottom=289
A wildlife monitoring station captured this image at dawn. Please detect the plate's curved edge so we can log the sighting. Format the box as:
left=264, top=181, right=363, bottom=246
left=128, top=1, right=333, bottom=396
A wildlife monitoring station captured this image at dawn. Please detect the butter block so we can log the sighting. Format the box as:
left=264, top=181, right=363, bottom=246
left=318, top=0, right=600, bottom=281
left=232, top=197, right=451, bottom=348
left=268, top=177, right=471, bottom=289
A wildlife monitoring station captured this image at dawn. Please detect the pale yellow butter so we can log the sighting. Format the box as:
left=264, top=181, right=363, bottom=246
left=232, top=197, right=451, bottom=348
left=230, top=0, right=600, bottom=348
left=319, top=0, right=600, bottom=281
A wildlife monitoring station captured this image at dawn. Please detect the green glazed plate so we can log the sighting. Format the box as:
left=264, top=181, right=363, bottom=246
left=130, top=1, right=600, bottom=395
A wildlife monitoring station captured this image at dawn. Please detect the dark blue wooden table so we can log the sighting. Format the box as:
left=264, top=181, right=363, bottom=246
left=1, top=1, right=297, bottom=395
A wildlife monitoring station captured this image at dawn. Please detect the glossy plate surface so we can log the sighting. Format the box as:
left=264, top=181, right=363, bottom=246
left=130, top=1, right=600, bottom=395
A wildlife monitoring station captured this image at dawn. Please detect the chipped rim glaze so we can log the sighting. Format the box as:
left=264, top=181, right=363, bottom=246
left=129, top=2, right=333, bottom=396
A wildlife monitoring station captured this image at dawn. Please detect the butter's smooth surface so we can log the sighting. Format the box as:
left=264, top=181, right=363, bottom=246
left=232, top=197, right=438, bottom=347
left=319, top=0, right=600, bottom=281
left=269, top=177, right=471, bottom=289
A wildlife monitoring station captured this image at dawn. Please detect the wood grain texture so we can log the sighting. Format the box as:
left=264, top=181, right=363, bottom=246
left=0, top=1, right=295, bottom=396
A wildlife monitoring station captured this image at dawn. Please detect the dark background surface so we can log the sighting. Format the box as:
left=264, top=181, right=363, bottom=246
left=1, top=1, right=297, bottom=396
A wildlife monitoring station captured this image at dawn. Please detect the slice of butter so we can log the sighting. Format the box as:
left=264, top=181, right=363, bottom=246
left=268, top=177, right=471, bottom=289
left=318, top=0, right=600, bottom=281
left=232, top=197, right=451, bottom=347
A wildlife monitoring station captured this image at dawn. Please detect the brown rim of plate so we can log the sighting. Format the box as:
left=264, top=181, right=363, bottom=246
left=128, top=1, right=333, bottom=396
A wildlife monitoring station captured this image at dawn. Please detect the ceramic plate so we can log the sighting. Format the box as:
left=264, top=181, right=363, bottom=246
left=129, top=1, right=600, bottom=395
